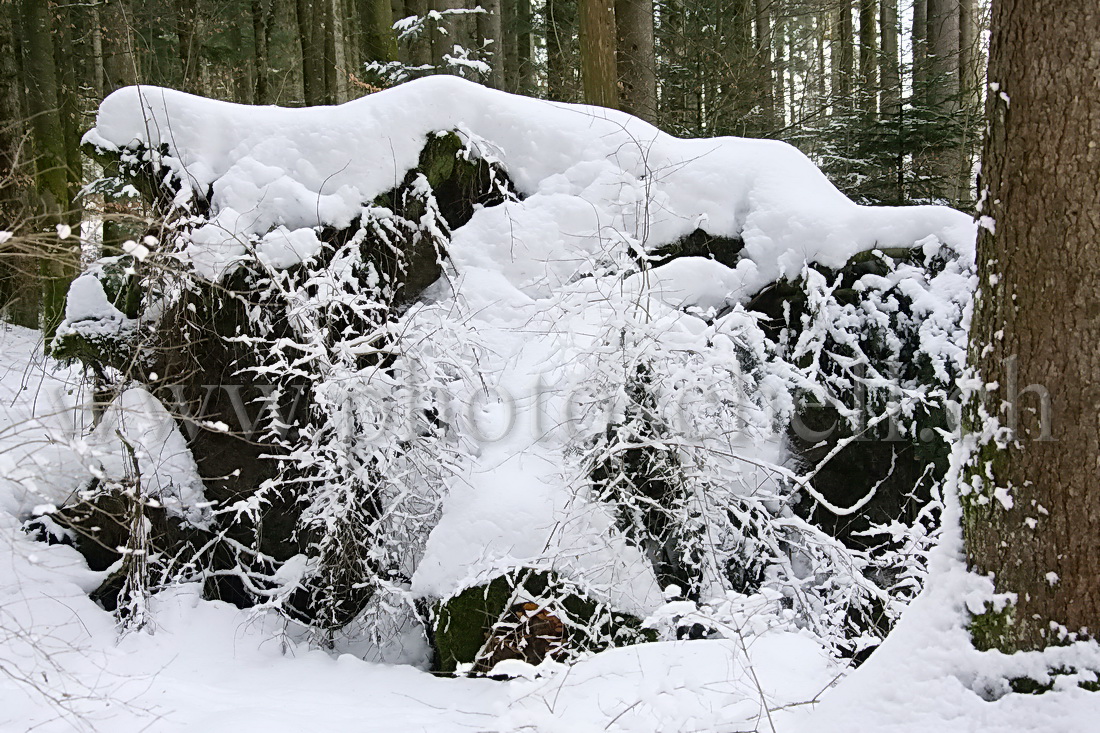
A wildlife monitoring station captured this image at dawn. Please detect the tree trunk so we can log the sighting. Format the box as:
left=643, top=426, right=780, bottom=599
left=615, top=0, right=656, bottom=123
left=18, top=0, right=75, bottom=338
left=253, top=0, right=271, bottom=103
left=360, top=0, right=399, bottom=65
left=175, top=0, right=200, bottom=93
left=912, top=0, right=927, bottom=98
left=964, top=0, right=1100, bottom=654
left=832, top=2, right=853, bottom=106
left=926, top=0, right=960, bottom=105
left=325, top=0, right=347, bottom=102
left=754, top=0, right=776, bottom=132
left=578, top=0, right=617, bottom=109
left=879, top=0, right=900, bottom=116
left=514, top=0, right=533, bottom=93
left=0, top=2, right=38, bottom=328
left=477, top=0, right=504, bottom=88
left=101, top=0, right=137, bottom=94
left=926, top=0, right=961, bottom=200
left=545, top=0, right=577, bottom=101
left=297, top=0, right=325, bottom=104
left=716, top=0, right=752, bottom=135
left=857, top=0, right=876, bottom=114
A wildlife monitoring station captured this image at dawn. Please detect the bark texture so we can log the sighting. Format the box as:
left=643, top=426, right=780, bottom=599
left=578, top=0, right=617, bottom=109
left=965, top=0, right=1100, bottom=652
left=615, top=0, right=656, bottom=123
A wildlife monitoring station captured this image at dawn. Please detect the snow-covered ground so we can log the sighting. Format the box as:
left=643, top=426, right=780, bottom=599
left=4, top=77, right=1100, bottom=731
left=3, top=326, right=1098, bottom=732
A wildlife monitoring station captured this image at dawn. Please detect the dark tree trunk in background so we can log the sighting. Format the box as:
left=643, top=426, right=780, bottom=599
left=253, top=0, right=271, bottom=102
left=477, top=0, right=504, bottom=88
left=754, top=0, right=776, bottom=131
left=879, top=0, right=899, bottom=116
left=912, top=0, right=927, bottom=98
left=833, top=1, right=853, bottom=105
left=297, top=0, right=325, bottom=104
left=546, top=0, right=578, bottom=101
left=175, top=0, right=200, bottom=93
left=857, top=0, right=876, bottom=114
left=101, top=0, right=137, bottom=94
left=360, top=0, right=399, bottom=67
left=615, top=0, right=657, bottom=123
left=18, top=0, right=76, bottom=338
left=965, top=0, right=1100, bottom=653
left=926, top=0, right=961, bottom=200
left=579, top=0, right=617, bottom=109
left=0, top=1, right=39, bottom=328
left=716, top=0, right=752, bottom=134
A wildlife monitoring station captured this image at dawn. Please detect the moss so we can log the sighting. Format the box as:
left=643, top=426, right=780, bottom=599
left=646, top=229, right=744, bottom=269
left=969, top=600, right=1018, bottom=653
left=431, top=569, right=654, bottom=675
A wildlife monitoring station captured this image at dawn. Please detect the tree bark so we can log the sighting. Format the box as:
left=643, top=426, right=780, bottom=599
left=615, top=0, right=656, bottom=123
left=754, top=0, right=776, bottom=131
left=253, top=0, right=271, bottom=103
left=926, top=0, right=961, bottom=200
left=545, top=0, right=577, bottom=101
left=879, top=0, right=900, bottom=117
left=964, top=0, right=1100, bottom=654
left=857, top=0, right=876, bottom=114
left=174, top=0, right=200, bottom=93
left=912, top=0, right=927, bottom=98
left=101, top=0, right=137, bottom=94
left=296, top=0, right=325, bottom=104
left=578, top=0, right=617, bottom=109
left=0, top=1, right=38, bottom=328
left=18, top=0, right=75, bottom=337
left=832, top=1, right=853, bottom=106
left=477, top=0, right=504, bottom=88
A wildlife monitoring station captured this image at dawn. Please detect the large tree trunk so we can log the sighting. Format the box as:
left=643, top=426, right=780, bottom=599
left=964, top=0, right=1100, bottom=654
left=513, top=0, right=534, bottom=93
left=324, top=0, right=348, bottom=102
left=926, top=0, right=960, bottom=105
left=578, top=0, right=617, bottom=109
left=615, top=0, right=656, bottom=123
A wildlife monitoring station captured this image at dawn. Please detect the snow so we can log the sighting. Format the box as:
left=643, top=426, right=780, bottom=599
left=0, top=78, right=1094, bottom=731
left=57, top=274, right=132, bottom=339
left=85, top=388, right=208, bottom=521
left=84, top=76, right=972, bottom=295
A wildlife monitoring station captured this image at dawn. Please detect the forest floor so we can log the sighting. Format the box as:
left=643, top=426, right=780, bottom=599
left=3, top=322, right=1099, bottom=732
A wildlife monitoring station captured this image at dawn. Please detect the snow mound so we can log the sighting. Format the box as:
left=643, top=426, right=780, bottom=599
left=85, top=76, right=974, bottom=294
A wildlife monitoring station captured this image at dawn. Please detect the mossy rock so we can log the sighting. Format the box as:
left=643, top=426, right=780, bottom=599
left=746, top=246, right=952, bottom=549
left=430, top=569, right=654, bottom=675
left=646, top=228, right=744, bottom=269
